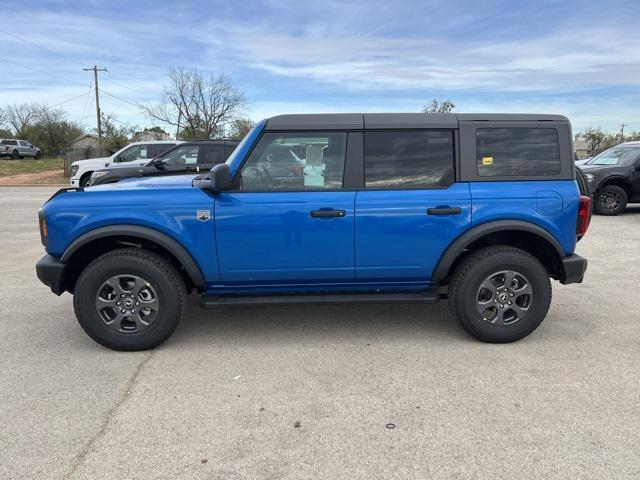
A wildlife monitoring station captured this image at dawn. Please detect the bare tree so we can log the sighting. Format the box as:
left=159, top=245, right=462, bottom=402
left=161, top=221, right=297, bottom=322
left=6, top=103, right=40, bottom=137
left=142, top=69, right=247, bottom=140
left=423, top=99, right=455, bottom=113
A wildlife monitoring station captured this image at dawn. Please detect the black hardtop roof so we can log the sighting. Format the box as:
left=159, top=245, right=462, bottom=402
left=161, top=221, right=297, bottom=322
left=265, top=113, right=570, bottom=131
left=181, top=138, right=240, bottom=145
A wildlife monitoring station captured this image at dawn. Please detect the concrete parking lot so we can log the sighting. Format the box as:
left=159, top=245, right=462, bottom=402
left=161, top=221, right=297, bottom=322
left=1, top=186, right=639, bottom=479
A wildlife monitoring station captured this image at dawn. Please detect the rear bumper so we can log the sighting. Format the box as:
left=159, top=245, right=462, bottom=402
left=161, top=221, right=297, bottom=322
left=36, top=254, right=66, bottom=295
left=559, top=254, right=587, bottom=284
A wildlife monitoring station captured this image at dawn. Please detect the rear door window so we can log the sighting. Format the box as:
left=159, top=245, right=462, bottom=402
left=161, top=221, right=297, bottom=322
left=198, top=145, right=226, bottom=164
left=476, top=128, right=560, bottom=176
left=152, top=143, right=176, bottom=157
left=2, top=140, right=18, bottom=145
left=364, top=130, right=455, bottom=188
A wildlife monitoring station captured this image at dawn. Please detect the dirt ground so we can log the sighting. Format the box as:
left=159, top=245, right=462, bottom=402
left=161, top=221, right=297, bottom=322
left=0, top=169, right=67, bottom=185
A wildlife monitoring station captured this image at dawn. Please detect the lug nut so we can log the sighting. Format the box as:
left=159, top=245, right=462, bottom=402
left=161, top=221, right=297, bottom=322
left=130, top=309, right=135, bottom=314
left=120, top=309, right=126, bottom=314
left=116, top=301, right=121, bottom=306
left=508, top=301, right=512, bottom=305
left=135, top=302, right=139, bottom=306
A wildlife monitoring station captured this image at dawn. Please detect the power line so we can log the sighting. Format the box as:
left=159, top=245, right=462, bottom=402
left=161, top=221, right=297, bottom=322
left=49, top=90, right=92, bottom=109
left=5, top=31, right=86, bottom=67
left=101, top=89, right=142, bottom=109
left=0, top=56, right=86, bottom=87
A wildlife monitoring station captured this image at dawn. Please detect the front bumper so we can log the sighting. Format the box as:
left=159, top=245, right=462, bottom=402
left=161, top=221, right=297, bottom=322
left=559, top=254, right=587, bottom=284
left=36, top=254, right=66, bottom=295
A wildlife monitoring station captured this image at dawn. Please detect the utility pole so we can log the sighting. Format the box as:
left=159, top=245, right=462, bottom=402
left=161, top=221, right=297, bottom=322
left=620, top=122, right=628, bottom=141
left=83, top=66, right=108, bottom=146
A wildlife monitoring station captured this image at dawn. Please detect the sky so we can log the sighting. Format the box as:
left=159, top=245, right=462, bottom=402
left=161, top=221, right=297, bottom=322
left=1, top=0, right=639, bottom=134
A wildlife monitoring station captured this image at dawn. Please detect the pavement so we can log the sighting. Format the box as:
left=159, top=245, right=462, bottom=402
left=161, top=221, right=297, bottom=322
left=1, top=186, right=639, bottom=480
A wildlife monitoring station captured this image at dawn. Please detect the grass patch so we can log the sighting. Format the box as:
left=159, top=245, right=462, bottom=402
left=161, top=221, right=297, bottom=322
left=0, top=157, right=64, bottom=176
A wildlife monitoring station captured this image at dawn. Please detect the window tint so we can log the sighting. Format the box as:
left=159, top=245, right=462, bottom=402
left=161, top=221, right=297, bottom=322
left=2, top=140, right=18, bottom=145
left=157, top=145, right=199, bottom=165
left=364, top=131, right=454, bottom=188
left=476, top=128, right=560, bottom=177
left=240, top=132, right=347, bottom=191
left=587, top=147, right=640, bottom=166
left=152, top=143, right=176, bottom=157
left=120, top=144, right=152, bottom=162
left=198, top=145, right=225, bottom=164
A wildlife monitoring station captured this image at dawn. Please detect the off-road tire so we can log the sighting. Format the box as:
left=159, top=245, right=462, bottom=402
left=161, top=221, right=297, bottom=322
left=73, top=248, right=186, bottom=351
left=595, top=185, right=627, bottom=216
left=448, top=246, right=552, bottom=343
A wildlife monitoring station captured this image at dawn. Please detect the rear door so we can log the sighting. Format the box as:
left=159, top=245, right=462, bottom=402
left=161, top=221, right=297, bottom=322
left=355, top=129, right=471, bottom=283
left=215, top=131, right=356, bottom=284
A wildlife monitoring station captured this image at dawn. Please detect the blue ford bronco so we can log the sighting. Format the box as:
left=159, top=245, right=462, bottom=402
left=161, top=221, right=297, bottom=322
left=36, top=113, right=591, bottom=350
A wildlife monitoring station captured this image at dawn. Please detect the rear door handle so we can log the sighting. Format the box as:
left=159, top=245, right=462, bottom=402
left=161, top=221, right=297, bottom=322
left=310, top=209, right=346, bottom=218
left=427, top=207, right=462, bottom=216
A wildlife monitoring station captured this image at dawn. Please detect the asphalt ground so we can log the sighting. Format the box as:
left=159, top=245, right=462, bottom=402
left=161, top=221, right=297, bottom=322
left=1, top=186, right=639, bottom=479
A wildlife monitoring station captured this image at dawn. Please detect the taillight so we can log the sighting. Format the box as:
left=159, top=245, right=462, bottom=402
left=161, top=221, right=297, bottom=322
left=577, top=195, right=591, bottom=238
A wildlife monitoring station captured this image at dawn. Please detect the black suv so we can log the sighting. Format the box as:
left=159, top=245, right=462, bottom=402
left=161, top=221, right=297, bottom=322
left=89, top=139, right=239, bottom=186
left=579, top=142, right=640, bottom=215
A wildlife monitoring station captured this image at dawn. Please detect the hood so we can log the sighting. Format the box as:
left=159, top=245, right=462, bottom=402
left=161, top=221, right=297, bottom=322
left=579, top=163, right=618, bottom=173
left=87, top=173, right=198, bottom=190
left=71, top=156, right=110, bottom=167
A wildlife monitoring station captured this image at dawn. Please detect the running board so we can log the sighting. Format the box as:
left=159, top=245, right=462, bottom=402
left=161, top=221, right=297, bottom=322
left=200, top=291, right=439, bottom=308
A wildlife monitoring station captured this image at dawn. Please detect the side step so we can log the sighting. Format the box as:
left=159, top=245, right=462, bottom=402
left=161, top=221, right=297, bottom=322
left=201, top=291, right=439, bottom=308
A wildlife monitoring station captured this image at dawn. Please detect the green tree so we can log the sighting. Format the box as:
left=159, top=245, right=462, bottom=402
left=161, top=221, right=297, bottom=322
left=100, top=112, right=137, bottom=152
left=228, top=118, right=255, bottom=140
left=23, top=105, right=84, bottom=155
left=578, top=127, right=607, bottom=153
left=423, top=99, right=455, bottom=113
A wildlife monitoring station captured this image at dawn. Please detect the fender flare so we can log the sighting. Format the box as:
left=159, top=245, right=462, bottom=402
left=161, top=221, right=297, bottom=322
left=432, top=220, right=565, bottom=283
left=595, top=175, right=633, bottom=195
left=61, top=225, right=206, bottom=289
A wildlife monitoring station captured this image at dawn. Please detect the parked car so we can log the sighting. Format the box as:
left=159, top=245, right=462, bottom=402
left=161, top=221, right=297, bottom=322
left=578, top=141, right=640, bottom=215
left=88, top=139, right=239, bottom=186
left=574, top=157, right=590, bottom=166
left=69, top=141, right=181, bottom=187
left=0, top=139, right=41, bottom=159
left=36, top=113, right=590, bottom=351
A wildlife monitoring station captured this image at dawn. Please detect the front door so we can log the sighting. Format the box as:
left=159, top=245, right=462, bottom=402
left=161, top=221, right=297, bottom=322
left=215, top=131, right=355, bottom=284
left=355, top=129, right=472, bottom=283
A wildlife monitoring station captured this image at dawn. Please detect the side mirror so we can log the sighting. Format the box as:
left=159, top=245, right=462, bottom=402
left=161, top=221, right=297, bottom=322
left=211, top=163, right=231, bottom=191
left=193, top=163, right=231, bottom=192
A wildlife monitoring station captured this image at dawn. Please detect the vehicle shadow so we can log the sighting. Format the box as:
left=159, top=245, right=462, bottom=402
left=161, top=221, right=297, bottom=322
left=620, top=204, right=640, bottom=215
left=168, top=295, right=472, bottom=347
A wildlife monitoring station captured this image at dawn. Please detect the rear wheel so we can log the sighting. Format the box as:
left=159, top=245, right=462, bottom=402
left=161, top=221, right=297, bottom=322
left=595, top=185, right=627, bottom=215
left=448, top=246, right=551, bottom=343
left=11, top=150, right=19, bottom=160
left=73, top=248, right=186, bottom=351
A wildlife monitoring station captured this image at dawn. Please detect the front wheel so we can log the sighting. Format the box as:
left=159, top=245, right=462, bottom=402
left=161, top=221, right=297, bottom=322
left=448, top=246, right=551, bottom=343
left=595, top=185, right=627, bottom=215
left=35, top=151, right=42, bottom=159
left=73, top=248, right=186, bottom=351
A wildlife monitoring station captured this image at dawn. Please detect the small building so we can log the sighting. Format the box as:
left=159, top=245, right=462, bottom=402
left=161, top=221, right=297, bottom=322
left=71, top=134, right=100, bottom=150
left=574, top=138, right=590, bottom=159
left=132, top=130, right=173, bottom=142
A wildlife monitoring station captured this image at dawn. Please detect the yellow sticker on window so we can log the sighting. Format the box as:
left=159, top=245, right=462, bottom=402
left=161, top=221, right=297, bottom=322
left=482, top=156, right=493, bottom=165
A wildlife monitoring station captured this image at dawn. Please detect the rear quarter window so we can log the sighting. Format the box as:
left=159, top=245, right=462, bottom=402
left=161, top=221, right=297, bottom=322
left=476, top=128, right=561, bottom=177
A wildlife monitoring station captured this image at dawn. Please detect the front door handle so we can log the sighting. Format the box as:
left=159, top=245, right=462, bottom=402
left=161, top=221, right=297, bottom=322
left=427, top=207, right=462, bottom=216
left=310, top=209, right=346, bottom=218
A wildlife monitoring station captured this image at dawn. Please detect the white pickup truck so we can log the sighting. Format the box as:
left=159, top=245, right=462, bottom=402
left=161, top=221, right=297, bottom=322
left=69, top=141, right=181, bottom=187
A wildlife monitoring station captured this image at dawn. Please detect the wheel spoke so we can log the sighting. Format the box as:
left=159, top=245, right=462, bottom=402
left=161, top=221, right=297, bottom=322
left=105, top=312, right=124, bottom=331
left=491, top=308, right=505, bottom=326
left=510, top=303, right=529, bottom=319
left=105, top=278, right=125, bottom=296
left=502, top=271, right=515, bottom=289
left=514, top=283, right=532, bottom=299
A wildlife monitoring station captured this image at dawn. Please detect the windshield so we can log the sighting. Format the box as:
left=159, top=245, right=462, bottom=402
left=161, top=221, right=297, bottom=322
left=587, top=148, right=640, bottom=166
